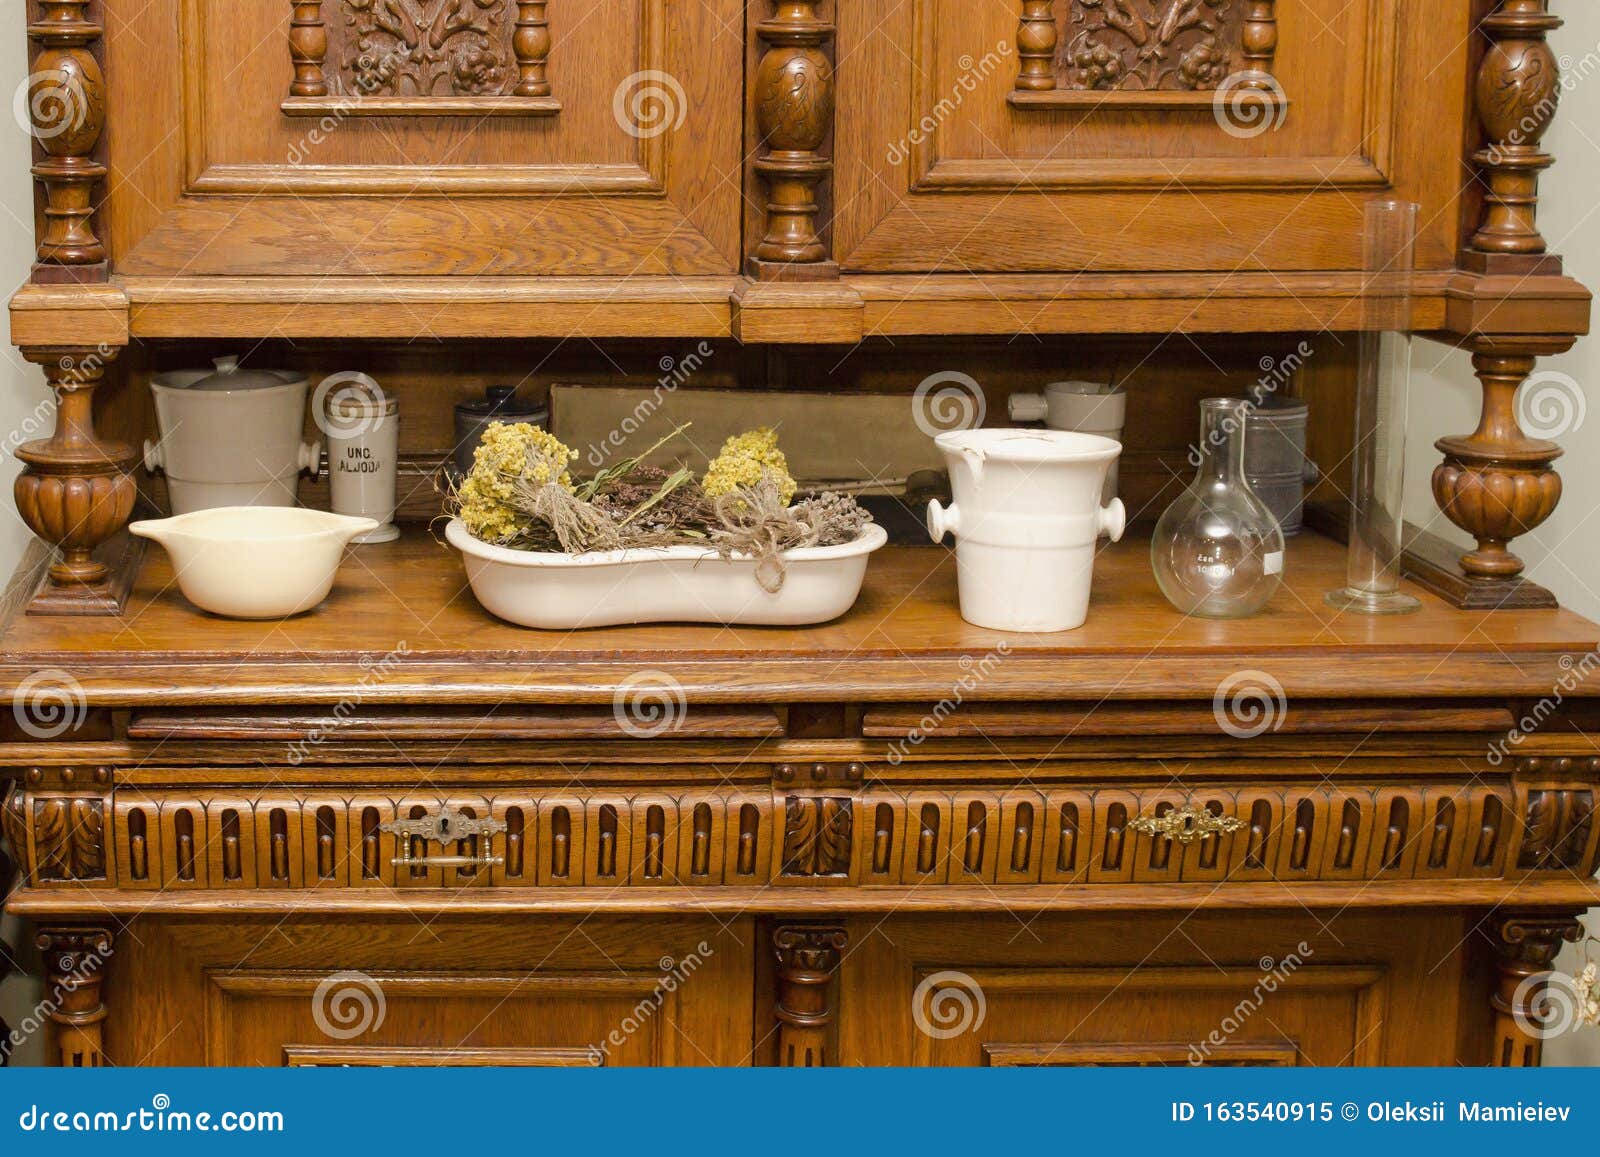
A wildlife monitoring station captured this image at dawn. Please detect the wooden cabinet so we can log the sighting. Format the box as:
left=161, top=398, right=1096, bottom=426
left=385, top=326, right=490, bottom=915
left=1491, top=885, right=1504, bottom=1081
left=837, top=912, right=1460, bottom=1067
left=2, top=1, right=1598, bottom=1073
left=111, top=918, right=753, bottom=1066
left=835, top=0, right=1467, bottom=274
left=109, top=0, right=745, bottom=279
left=4, top=536, right=1600, bottom=1068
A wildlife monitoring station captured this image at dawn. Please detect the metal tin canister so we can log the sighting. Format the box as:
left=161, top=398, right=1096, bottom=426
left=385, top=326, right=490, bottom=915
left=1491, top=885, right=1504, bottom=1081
left=1238, top=397, right=1316, bottom=536
left=452, top=386, right=548, bottom=479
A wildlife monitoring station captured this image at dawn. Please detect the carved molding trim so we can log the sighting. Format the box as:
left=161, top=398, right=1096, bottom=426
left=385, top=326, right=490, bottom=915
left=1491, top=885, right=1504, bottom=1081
left=25, top=0, right=108, bottom=281
left=1010, top=0, right=1282, bottom=111
left=1, top=774, right=1555, bottom=893
left=748, top=0, right=837, bottom=279
left=1468, top=0, right=1563, bottom=273
left=281, top=0, right=560, bottom=117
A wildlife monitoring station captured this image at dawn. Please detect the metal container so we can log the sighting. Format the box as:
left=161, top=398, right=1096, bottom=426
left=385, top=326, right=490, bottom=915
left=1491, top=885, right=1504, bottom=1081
left=1232, top=396, right=1315, bottom=536
left=452, top=386, right=548, bottom=479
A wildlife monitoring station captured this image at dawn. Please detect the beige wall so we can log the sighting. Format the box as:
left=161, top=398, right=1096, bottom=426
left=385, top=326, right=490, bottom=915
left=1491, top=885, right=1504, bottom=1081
left=0, top=6, right=1596, bottom=1067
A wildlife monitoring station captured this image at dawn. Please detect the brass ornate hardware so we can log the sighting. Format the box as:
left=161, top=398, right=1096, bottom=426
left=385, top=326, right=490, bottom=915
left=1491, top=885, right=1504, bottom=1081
left=1129, top=805, right=1244, bottom=845
left=381, top=806, right=507, bottom=870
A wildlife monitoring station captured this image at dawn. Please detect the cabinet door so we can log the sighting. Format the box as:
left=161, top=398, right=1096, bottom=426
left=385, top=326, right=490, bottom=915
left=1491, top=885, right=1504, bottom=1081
left=838, top=912, right=1466, bottom=1066
left=108, top=0, right=743, bottom=277
left=112, top=917, right=754, bottom=1066
left=835, top=0, right=1467, bottom=273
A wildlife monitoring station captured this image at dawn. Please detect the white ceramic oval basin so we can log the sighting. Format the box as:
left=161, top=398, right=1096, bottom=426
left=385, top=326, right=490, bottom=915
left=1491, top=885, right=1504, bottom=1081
left=130, top=507, right=378, bottom=619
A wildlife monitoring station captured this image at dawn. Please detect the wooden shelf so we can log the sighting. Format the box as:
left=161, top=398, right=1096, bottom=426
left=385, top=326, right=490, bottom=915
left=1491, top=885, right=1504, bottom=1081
left=3, top=525, right=1596, bottom=706
left=7, top=270, right=1587, bottom=344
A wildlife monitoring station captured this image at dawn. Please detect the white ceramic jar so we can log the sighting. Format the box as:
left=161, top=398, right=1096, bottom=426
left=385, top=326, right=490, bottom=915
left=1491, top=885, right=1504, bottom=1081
left=1007, top=382, right=1127, bottom=501
left=928, top=429, right=1125, bottom=633
left=324, top=388, right=400, bottom=544
left=144, top=358, right=321, bottom=514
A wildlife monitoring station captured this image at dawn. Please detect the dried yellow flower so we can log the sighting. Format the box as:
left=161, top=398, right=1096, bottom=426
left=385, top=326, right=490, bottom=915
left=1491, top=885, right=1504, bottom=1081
left=454, top=422, right=577, bottom=544
left=702, top=427, right=796, bottom=505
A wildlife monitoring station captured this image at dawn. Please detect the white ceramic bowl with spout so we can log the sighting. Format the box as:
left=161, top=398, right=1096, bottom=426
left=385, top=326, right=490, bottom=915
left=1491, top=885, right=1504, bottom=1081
left=130, top=507, right=378, bottom=619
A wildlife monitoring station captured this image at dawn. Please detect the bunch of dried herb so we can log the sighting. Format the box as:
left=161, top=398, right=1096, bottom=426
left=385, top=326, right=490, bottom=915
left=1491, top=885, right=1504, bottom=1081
left=447, top=421, right=872, bottom=584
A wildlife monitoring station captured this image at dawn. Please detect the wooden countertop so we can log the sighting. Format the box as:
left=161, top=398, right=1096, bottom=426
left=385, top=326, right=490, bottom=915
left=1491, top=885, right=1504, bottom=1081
left=1, top=526, right=1596, bottom=705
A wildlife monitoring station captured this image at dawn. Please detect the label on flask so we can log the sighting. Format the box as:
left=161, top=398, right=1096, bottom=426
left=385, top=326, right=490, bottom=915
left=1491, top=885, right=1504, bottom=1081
left=1264, top=551, right=1284, bottom=576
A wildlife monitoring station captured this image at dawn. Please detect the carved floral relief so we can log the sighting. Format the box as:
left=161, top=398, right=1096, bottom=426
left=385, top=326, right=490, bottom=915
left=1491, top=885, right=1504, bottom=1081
left=336, top=0, right=515, bottom=98
left=1066, top=0, right=1240, bottom=92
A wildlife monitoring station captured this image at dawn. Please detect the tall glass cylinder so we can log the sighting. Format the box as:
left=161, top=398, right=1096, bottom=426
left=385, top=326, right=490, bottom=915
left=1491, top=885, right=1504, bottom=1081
left=1326, top=200, right=1421, bottom=615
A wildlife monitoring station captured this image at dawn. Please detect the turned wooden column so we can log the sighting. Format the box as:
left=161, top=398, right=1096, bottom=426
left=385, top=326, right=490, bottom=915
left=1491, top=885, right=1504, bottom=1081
left=14, top=348, right=137, bottom=616
left=1432, top=339, right=1568, bottom=593
left=288, top=1, right=329, bottom=98
left=514, top=1, right=553, bottom=97
left=1468, top=0, right=1563, bottom=274
left=749, top=1, right=836, bottom=280
left=26, top=0, right=108, bottom=282
left=37, top=925, right=115, bottom=1067
left=1014, top=1, right=1058, bottom=92
left=1488, top=913, right=1583, bottom=1067
left=771, top=925, right=846, bottom=1066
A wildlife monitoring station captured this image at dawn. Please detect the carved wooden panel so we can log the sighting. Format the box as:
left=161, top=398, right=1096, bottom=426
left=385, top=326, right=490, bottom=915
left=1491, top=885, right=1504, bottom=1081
left=833, top=0, right=1458, bottom=274
left=110, top=0, right=742, bottom=276
left=17, top=766, right=1577, bottom=892
left=281, top=0, right=560, bottom=116
left=1011, top=0, right=1282, bottom=110
left=1510, top=758, right=1600, bottom=874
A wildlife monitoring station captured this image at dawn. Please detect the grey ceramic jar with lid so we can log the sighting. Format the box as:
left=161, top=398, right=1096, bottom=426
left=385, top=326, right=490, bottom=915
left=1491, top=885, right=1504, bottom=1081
left=144, top=356, right=322, bottom=514
left=452, top=386, right=549, bottom=479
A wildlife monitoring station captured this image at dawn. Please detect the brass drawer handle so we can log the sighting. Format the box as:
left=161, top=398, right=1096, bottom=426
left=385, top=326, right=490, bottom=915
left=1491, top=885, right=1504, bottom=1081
left=1130, top=805, right=1244, bottom=846
left=382, top=806, right=506, bottom=870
